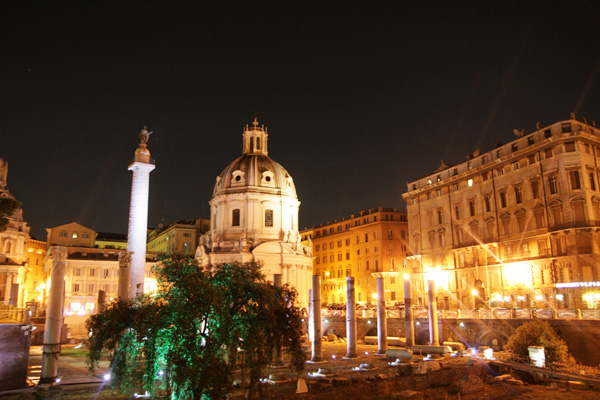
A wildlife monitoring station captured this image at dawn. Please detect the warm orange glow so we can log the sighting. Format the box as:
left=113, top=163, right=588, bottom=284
left=424, top=267, right=450, bottom=290
left=503, top=262, right=531, bottom=286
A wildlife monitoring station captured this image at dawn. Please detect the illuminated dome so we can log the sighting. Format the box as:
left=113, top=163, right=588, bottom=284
left=208, top=118, right=301, bottom=245
left=213, top=118, right=296, bottom=196
left=198, top=119, right=312, bottom=308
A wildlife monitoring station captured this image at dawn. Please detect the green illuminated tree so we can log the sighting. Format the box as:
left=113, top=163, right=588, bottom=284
left=0, top=197, right=20, bottom=232
left=504, top=320, right=570, bottom=364
left=87, top=254, right=305, bottom=399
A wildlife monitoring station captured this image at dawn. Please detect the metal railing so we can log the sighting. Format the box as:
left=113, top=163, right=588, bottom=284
left=319, top=307, right=600, bottom=320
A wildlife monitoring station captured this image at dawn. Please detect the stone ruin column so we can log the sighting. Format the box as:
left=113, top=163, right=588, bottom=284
left=427, top=279, right=440, bottom=346
left=117, top=251, right=131, bottom=300
left=345, top=276, right=358, bottom=358
left=404, top=275, right=415, bottom=347
left=40, top=246, right=67, bottom=385
left=310, top=275, right=323, bottom=362
left=372, top=272, right=397, bottom=354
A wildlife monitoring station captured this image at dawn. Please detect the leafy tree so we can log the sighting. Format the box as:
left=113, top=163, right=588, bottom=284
left=87, top=254, right=306, bottom=399
left=504, top=320, right=570, bottom=364
left=0, top=197, right=20, bottom=232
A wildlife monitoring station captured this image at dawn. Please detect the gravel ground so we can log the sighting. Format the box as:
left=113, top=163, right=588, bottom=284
left=0, top=342, right=597, bottom=399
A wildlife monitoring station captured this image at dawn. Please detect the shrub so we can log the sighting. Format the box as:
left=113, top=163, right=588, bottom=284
left=504, top=320, right=570, bottom=364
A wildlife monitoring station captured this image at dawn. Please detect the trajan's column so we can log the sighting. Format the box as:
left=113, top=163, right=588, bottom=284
left=126, top=126, right=155, bottom=298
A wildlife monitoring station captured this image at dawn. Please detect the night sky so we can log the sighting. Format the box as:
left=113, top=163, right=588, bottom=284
left=2, top=2, right=600, bottom=240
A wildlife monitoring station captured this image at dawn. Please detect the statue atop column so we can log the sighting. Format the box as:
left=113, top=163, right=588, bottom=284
left=139, top=126, right=152, bottom=144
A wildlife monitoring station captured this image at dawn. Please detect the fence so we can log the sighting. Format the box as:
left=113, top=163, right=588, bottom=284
left=320, top=307, right=599, bottom=320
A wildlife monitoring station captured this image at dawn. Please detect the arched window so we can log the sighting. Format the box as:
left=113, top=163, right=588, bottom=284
left=264, top=209, right=273, bottom=227
left=250, top=137, right=254, bottom=152
left=533, top=205, right=545, bottom=229
left=256, top=137, right=261, bottom=150
left=549, top=201, right=562, bottom=228
left=232, top=209, right=240, bottom=226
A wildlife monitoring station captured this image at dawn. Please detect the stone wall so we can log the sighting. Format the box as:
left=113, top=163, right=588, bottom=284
left=0, top=324, right=31, bottom=389
left=321, top=316, right=600, bottom=366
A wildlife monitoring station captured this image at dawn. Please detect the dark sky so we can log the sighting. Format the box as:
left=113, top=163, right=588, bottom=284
left=2, top=2, right=600, bottom=240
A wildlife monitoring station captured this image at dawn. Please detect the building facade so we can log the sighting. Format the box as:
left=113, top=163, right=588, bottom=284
left=402, top=117, right=600, bottom=310
left=0, top=158, right=30, bottom=305
left=45, top=222, right=155, bottom=317
left=147, top=219, right=209, bottom=256
left=308, top=207, right=409, bottom=305
left=197, top=119, right=313, bottom=308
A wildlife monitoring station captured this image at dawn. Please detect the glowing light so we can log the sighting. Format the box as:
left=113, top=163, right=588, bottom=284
left=503, top=262, right=531, bottom=286
left=403, top=274, right=410, bottom=280
left=367, top=320, right=372, bottom=324
left=459, top=322, right=465, bottom=327
left=55, top=378, right=61, bottom=383
left=372, top=293, right=377, bottom=299
left=467, top=179, right=473, bottom=187
left=535, top=295, right=543, bottom=301
left=158, top=370, right=164, bottom=376
left=471, top=289, right=478, bottom=296
left=365, top=352, right=369, bottom=356
left=424, top=268, right=449, bottom=290
left=556, top=294, right=564, bottom=301
left=103, top=373, right=111, bottom=381
left=416, top=321, right=420, bottom=325
left=483, top=348, right=494, bottom=360
left=470, top=349, right=477, bottom=355
left=557, top=281, right=600, bottom=288
left=332, top=355, right=336, bottom=360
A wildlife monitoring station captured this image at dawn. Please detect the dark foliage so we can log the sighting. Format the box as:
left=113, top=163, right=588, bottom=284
left=87, top=254, right=305, bottom=399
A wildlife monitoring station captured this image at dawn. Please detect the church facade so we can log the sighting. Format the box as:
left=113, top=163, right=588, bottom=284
left=196, top=119, right=313, bottom=308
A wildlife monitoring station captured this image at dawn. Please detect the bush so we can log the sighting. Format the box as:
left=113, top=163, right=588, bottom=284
left=87, top=255, right=305, bottom=399
left=504, top=320, right=570, bottom=364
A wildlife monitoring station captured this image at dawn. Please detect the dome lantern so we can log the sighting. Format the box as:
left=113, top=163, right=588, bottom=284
left=242, top=117, right=268, bottom=156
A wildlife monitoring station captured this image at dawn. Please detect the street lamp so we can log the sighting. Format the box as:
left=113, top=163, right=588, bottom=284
left=471, top=289, right=479, bottom=309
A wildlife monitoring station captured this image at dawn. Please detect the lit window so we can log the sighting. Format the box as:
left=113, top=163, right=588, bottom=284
left=467, top=179, right=473, bottom=187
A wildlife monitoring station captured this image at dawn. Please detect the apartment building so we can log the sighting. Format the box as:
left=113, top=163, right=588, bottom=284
left=402, top=116, right=600, bottom=310
left=307, top=207, right=409, bottom=305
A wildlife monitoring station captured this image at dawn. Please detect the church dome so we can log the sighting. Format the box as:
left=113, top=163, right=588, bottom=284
left=213, top=118, right=297, bottom=196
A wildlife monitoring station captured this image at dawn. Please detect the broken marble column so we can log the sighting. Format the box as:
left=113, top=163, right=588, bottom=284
left=345, top=276, right=358, bottom=358
left=117, top=251, right=131, bottom=300
left=427, top=279, right=440, bottom=346
left=310, top=275, right=323, bottom=362
left=40, top=246, right=67, bottom=385
left=404, top=275, right=415, bottom=347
